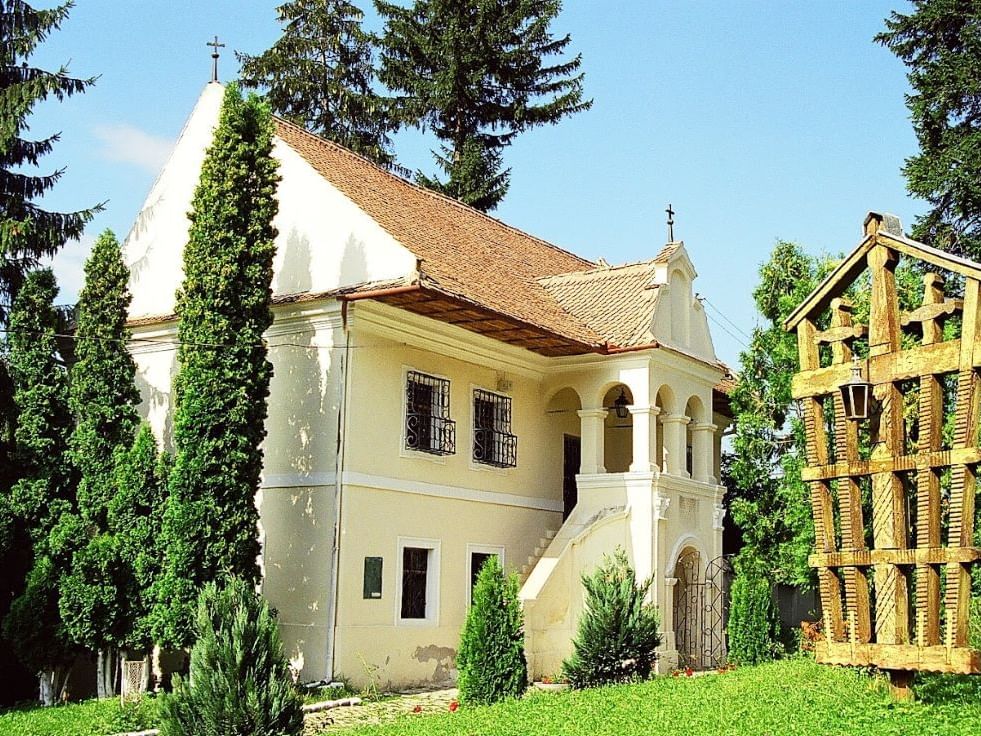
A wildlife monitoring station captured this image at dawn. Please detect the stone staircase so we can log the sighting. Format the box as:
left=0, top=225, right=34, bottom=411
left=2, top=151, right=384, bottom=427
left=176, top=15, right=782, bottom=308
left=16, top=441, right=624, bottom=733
left=519, top=528, right=559, bottom=584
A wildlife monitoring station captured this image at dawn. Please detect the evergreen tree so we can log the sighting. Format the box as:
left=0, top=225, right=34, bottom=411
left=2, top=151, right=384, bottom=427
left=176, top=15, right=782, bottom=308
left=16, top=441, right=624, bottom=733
left=1, top=268, right=79, bottom=705
left=158, top=578, right=304, bottom=736
left=877, top=1, right=981, bottom=259
left=239, top=0, right=394, bottom=166
left=562, top=549, right=661, bottom=689
left=0, top=0, right=100, bottom=315
left=153, top=84, right=280, bottom=650
left=726, top=559, right=781, bottom=666
left=456, top=555, right=526, bottom=705
left=376, top=0, right=591, bottom=211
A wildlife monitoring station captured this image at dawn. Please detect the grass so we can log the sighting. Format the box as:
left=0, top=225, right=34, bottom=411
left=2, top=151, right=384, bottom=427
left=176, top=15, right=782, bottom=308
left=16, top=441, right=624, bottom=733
left=334, top=658, right=981, bottom=736
left=0, top=694, right=158, bottom=736
left=303, top=683, right=357, bottom=705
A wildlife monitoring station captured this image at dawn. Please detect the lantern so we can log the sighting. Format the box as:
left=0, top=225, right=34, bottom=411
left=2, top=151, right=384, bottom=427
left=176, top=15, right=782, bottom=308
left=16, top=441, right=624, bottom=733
left=840, top=359, right=873, bottom=421
left=612, top=388, right=630, bottom=419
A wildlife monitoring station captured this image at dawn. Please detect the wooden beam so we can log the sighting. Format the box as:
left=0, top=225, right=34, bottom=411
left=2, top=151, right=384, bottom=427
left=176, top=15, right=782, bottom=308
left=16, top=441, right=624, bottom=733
left=816, top=642, right=981, bottom=674
left=809, top=547, right=981, bottom=567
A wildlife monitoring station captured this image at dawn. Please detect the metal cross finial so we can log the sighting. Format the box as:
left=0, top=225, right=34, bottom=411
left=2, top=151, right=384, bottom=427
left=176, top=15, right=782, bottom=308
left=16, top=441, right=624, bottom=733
left=666, top=203, right=676, bottom=242
left=207, top=35, right=225, bottom=83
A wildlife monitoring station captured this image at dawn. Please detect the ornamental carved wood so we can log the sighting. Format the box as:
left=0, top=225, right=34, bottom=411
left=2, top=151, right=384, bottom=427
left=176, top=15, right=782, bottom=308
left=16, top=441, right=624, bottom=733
left=785, top=212, right=981, bottom=678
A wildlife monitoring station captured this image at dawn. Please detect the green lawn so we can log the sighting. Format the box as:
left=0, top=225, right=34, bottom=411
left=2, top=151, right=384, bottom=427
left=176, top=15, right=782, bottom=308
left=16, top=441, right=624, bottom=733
left=0, top=694, right=158, bottom=736
left=338, top=659, right=981, bottom=736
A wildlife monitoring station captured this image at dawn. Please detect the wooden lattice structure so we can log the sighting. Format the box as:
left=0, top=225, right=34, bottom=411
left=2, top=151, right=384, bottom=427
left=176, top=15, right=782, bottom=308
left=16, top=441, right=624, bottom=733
left=784, top=212, right=981, bottom=684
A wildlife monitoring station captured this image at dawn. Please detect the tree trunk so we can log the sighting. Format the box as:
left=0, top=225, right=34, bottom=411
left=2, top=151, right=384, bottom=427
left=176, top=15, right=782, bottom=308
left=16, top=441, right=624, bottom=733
left=96, top=647, right=119, bottom=699
left=151, top=644, right=162, bottom=692
left=38, top=666, right=70, bottom=706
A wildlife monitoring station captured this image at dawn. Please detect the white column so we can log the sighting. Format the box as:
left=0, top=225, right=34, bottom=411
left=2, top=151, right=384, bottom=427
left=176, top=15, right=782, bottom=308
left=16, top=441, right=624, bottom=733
left=577, top=408, right=607, bottom=474
left=690, top=422, right=718, bottom=483
left=628, top=405, right=660, bottom=473
left=659, top=414, right=690, bottom=477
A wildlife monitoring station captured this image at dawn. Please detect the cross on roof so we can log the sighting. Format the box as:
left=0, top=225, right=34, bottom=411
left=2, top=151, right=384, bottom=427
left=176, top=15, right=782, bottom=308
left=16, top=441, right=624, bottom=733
left=666, top=204, right=675, bottom=242
left=207, top=35, right=225, bottom=83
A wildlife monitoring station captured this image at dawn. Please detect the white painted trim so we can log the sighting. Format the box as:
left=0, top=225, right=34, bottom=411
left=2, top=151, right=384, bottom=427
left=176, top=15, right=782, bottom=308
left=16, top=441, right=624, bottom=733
left=465, top=543, right=505, bottom=606
left=395, top=537, right=441, bottom=627
left=664, top=533, right=709, bottom=578
left=341, top=471, right=562, bottom=513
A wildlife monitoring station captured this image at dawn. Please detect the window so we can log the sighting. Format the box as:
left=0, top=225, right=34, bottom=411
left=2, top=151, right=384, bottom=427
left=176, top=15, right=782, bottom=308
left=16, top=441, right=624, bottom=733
left=472, top=389, right=517, bottom=467
left=466, top=544, right=504, bottom=603
left=397, top=538, right=440, bottom=624
left=405, top=371, right=455, bottom=455
left=363, top=557, right=383, bottom=599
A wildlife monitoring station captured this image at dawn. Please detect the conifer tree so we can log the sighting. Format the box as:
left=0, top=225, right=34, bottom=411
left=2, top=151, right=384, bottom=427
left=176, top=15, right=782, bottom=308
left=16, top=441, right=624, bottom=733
left=877, top=1, right=981, bottom=259
left=0, top=1, right=100, bottom=314
left=1, top=268, right=79, bottom=705
left=239, top=0, right=394, bottom=166
left=376, top=0, right=591, bottom=211
left=153, top=85, right=280, bottom=650
left=457, top=555, right=526, bottom=705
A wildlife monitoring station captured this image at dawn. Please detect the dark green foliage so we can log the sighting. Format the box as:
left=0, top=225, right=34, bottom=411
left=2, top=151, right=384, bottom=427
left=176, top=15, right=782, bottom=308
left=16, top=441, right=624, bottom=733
left=158, top=578, right=304, bottom=736
left=726, top=559, right=781, bottom=666
left=58, top=533, right=127, bottom=652
left=153, top=84, right=280, bottom=649
left=108, top=424, right=170, bottom=653
left=456, top=555, right=526, bottom=705
left=0, top=0, right=100, bottom=314
left=68, top=229, right=139, bottom=528
left=877, top=1, right=981, bottom=259
left=562, top=549, right=661, bottom=689
left=376, top=0, right=591, bottom=211
left=239, top=0, right=394, bottom=166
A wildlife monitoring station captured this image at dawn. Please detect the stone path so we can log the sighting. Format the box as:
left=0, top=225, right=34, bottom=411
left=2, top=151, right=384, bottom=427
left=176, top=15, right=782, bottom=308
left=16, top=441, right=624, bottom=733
left=304, top=688, right=458, bottom=734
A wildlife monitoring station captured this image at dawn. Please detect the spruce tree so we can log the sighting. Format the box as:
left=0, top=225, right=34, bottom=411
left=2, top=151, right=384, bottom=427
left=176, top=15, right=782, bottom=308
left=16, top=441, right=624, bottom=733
left=457, top=555, right=527, bottom=705
left=877, top=1, right=981, bottom=259
left=0, top=1, right=100, bottom=314
left=1, top=268, right=79, bottom=704
left=153, top=84, right=280, bottom=650
left=158, top=578, right=304, bottom=736
left=376, top=0, right=591, bottom=211
left=239, top=0, right=394, bottom=166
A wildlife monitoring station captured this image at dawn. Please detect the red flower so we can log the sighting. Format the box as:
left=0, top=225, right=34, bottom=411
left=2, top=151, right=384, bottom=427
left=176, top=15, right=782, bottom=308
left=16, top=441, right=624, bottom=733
left=685, top=667, right=694, bottom=677
left=449, top=700, right=459, bottom=712
left=412, top=705, right=422, bottom=713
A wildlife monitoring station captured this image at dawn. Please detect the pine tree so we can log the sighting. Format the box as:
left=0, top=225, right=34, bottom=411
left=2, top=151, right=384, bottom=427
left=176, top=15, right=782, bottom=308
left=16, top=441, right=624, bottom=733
left=153, top=84, right=280, bottom=650
left=0, top=1, right=100, bottom=315
left=1, top=268, right=79, bottom=705
left=239, top=0, right=394, bottom=166
left=456, top=555, right=526, bottom=705
left=562, top=549, right=661, bottom=689
left=376, top=0, right=591, bottom=211
left=877, top=1, right=981, bottom=259
left=158, top=578, right=304, bottom=736
left=726, top=558, right=781, bottom=666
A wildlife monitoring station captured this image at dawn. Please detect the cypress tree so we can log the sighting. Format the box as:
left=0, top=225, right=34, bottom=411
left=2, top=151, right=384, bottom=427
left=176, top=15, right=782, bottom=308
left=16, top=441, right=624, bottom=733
left=456, top=555, right=527, bottom=705
left=726, top=558, right=781, bottom=666
left=376, top=0, right=591, bottom=211
left=239, top=0, right=395, bottom=166
left=1, top=268, right=79, bottom=705
left=153, top=84, right=280, bottom=650
left=877, top=1, right=981, bottom=259
left=0, top=1, right=100, bottom=314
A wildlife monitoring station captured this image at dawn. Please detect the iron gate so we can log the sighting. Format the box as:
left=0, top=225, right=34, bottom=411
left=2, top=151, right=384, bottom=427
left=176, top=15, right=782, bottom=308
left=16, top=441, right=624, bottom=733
left=673, top=554, right=733, bottom=670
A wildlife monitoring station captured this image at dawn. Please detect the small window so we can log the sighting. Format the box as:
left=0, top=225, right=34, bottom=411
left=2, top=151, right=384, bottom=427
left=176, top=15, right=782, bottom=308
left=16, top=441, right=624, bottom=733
left=466, top=544, right=505, bottom=604
left=473, top=389, right=517, bottom=467
left=397, top=539, right=439, bottom=624
left=363, top=557, right=383, bottom=599
left=470, top=552, right=495, bottom=591
left=406, top=371, right=455, bottom=455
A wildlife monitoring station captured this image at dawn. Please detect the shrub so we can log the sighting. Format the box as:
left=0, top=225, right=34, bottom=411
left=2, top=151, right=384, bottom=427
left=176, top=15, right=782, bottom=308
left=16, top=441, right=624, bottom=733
left=727, top=559, right=781, bottom=665
left=456, top=555, right=527, bottom=704
left=158, top=577, right=304, bottom=736
left=562, top=549, right=662, bottom=688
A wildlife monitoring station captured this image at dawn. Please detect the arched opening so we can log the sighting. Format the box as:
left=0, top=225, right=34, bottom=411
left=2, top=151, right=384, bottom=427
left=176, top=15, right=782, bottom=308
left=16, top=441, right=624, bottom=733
left=602, top=384, right=633, bottom=473
left=669, top=269, right=692, bottom=347
left=546, top=388, right=582, bottom=520
left=654, top=385, right=675, bottom=471
left=685, top=395, right=707, bottom=481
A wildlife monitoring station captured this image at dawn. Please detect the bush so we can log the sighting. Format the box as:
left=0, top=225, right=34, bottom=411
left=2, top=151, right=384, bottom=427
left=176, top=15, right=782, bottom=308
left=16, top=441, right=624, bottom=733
left=456, top=555, right=527, bottom=705
left=158, top=577, right=303, bottom=736
left=562, top=549, right=662, bottom=688
left=727, top=560, right=781, bottom=665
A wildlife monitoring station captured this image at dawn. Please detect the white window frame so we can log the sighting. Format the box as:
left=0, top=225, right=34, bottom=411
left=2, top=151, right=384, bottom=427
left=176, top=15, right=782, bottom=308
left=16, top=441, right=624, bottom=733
left=468, top=383, right=516, bottom=473
left=465, top=543, right=505, bottom=606
left=400, top=366, right=453, bottom=464
left=395, top=536, right=441, bottom=626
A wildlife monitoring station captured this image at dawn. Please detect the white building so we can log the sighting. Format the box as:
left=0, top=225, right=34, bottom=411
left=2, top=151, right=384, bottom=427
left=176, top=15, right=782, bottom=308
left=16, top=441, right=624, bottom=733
left=124, top=83, right=733, bottom=688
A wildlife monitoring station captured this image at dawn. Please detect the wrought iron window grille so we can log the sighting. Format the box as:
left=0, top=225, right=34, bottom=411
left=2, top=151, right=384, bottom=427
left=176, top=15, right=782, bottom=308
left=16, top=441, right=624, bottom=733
left=405, top=371, right=455, bottom=456
left=472, top=389, right=517, bottom=468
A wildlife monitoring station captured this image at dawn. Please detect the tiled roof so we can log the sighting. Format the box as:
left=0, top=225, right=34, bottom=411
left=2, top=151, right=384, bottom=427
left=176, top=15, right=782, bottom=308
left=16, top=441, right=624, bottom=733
left=539, top=261, right=661, bottom=347
left=274, top=118, right=606, bottom=348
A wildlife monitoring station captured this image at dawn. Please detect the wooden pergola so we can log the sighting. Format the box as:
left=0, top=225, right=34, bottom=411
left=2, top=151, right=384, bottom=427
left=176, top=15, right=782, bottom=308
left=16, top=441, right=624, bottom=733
left=785, top=212, right=981, bottom=694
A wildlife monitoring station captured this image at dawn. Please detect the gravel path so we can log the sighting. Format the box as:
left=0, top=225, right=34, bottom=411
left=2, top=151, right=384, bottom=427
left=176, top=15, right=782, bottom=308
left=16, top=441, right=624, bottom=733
left=304, top=688, right=458, bottom=734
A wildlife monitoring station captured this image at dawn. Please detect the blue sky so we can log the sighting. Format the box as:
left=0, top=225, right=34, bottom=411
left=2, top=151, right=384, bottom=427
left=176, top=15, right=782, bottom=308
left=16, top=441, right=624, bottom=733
left=34, top=1, right=917, bottom=367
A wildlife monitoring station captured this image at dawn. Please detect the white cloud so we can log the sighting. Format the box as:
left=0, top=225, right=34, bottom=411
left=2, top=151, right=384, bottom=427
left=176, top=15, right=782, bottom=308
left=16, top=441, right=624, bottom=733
left=93, top=123, right=174, bottom=174
left=47, top=233, right=94, bottom=306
